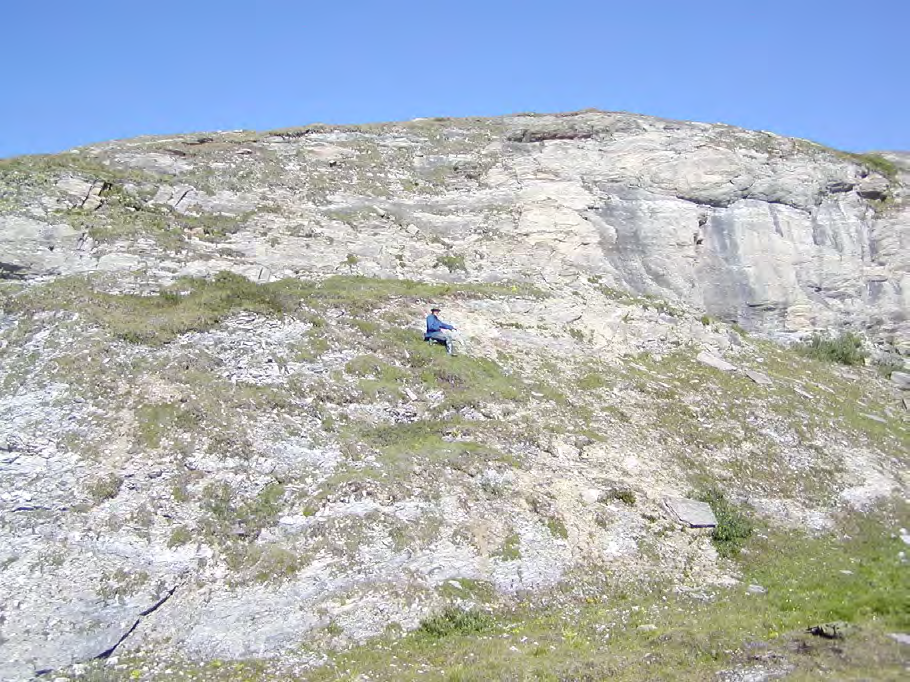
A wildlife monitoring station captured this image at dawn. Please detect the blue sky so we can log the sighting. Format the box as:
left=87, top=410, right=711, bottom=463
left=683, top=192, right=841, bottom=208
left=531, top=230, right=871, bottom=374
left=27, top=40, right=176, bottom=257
left=1, top=0, right=906, bottom=158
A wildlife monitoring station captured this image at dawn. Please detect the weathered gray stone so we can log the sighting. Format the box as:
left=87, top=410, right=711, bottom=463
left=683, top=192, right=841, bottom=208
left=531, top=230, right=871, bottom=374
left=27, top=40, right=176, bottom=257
left=744, top=370, right=772, bottom=386
left=56, top=175, right=94, bottom=195
left=665, top=498, right=718, bottom=528
left=0, top=215, right=92, bottom=277
left=856, top=175, right=890, bottom=200
left=696, top=351, right=737, bottom=372
left=889, top=633, right=910, bottom=645
left=0, top=581, right=175, bottom=681
left=891, top=371, right=910, bottom=390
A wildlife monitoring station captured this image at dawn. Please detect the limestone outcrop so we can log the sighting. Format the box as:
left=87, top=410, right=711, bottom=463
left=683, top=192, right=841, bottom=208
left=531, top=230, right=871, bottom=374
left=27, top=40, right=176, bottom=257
left=1, top=111, right=907, bottom=347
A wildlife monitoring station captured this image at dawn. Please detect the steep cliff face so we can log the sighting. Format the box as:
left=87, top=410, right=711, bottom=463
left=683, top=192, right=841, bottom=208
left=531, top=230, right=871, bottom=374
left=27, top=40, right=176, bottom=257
left=0, top=113, right=908, bottom=681
left=1, top=110, right=907, bottom=346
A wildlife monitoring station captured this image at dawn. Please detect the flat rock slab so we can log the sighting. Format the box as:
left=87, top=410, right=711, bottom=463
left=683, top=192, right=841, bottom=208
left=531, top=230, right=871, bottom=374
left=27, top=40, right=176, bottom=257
left=696, top=351, right=737, bottom=372
left=744, top=370, right=772, bottom=386
left=665, top=497, right=717, bottom=528
left=891, top=371, right=910, bottom=390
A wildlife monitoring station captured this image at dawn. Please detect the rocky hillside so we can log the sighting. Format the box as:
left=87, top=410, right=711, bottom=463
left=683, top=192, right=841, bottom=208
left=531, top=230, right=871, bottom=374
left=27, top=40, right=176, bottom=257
left=0, top=112, right=908, bottom=681
left=1, top=110, right=908, bottom=344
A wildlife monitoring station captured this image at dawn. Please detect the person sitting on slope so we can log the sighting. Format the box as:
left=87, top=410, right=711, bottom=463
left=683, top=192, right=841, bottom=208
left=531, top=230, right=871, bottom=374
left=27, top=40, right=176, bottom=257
left=424, top=306, right=457, bottom=356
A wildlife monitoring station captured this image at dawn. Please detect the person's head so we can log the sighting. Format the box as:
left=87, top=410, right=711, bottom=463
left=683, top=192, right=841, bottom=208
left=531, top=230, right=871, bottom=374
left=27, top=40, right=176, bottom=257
left=431, top=307, right=441, bottom=314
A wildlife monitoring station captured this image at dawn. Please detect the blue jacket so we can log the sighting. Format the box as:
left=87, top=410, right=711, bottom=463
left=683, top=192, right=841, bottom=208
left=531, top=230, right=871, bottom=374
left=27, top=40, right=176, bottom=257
left=425, top=314, right=454, bottom=338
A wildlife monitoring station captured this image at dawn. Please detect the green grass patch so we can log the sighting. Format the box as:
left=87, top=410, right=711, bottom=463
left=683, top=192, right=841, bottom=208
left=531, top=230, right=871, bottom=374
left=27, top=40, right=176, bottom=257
left=493, top=531, right=521, bottom=561
left=567, top=327, right=586, bottom=342
left=246, top=545, right=306, bottom=584
left=419, top=355, right=528, bottom=410
left=546, top=517, right=569, bottom=540
left=754, top=340, right=908, bottom=460
left=294, top=326, right=331, bottom=361
left=0, top=152, right=158, bottom=186
left=136, top=402, right=202, bottom=448
left=576, top=372, right=608, bottom=390
left=436, top=578, right=497, bottom=603
left=358, top=378, right=403, bottom=401
left=345, top=354, right=407, bottom=381
left=596, top=285, right=684, bottom=316
left=747, top=506, right=908, bottom=629
left=843, top=152, right=900, bottom=181
left=167, top=526, right=193, bottom=548
left=5, top=273, right=542, bottom=346
left=369, top=326, right=532, bottom=409
left=352, top=419, right=516, bottom=478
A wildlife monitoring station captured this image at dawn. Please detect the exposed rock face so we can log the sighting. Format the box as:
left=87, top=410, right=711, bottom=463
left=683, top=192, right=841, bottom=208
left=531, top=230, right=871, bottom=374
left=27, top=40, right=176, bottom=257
left=0, top=112, right=908, bottom=680
left=1, top=111, right=907, bottom=347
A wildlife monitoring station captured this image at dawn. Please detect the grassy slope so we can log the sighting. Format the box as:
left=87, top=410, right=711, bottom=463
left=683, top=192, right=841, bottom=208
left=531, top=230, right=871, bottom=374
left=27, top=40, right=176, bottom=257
left=303, top=506, right=909, bottom=682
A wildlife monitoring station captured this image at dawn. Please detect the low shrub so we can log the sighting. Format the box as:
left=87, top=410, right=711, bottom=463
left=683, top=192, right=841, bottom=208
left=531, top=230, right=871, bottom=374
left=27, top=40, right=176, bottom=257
left=167, top=526, right=193, bottom=548
left=86, top=473, right=123, bottom=503
left=874, top=354, right=905, bottom=379
left=418, top=607, right=494, bottom=638
left=601, top=488, right=637, bottom=506
left=797, top=332, right=867, bottom=366
left=695, top=487, right=754, bottom=558
left=435, top=253, right=468, bottom=273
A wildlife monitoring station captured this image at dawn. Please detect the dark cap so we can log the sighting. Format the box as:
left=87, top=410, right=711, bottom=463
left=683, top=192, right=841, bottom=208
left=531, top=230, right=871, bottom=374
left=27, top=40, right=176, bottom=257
left=430, top=307, right=441, bottom=312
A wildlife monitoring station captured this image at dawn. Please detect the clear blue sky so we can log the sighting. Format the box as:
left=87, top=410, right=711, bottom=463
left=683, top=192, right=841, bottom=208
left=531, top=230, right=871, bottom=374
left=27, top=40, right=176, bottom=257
left=1, top=0, right=906, bottom=158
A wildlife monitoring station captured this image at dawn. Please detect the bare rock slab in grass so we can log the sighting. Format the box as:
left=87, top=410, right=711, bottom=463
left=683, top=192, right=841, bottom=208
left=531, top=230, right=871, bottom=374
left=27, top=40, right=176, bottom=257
left=891, top=371, right=910, bottom=390
left=665, top=497, right=717, bottom=528
left=744, top=370, right=772, bottom=386
left=696, top=351, right=737, bottom=372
